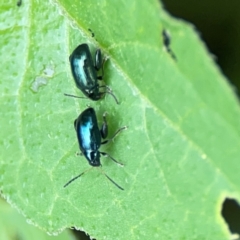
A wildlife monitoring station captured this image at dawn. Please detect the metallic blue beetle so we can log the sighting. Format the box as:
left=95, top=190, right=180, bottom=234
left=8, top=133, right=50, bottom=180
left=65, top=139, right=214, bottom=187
left=64, top=107, right=127, bottom=190
left=65, top=44, right=119, bottom=104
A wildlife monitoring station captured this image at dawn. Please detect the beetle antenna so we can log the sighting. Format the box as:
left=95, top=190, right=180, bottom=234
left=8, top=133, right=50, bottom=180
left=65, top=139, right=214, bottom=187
left=64, top=93, right=87, bottom=99
left=106, top=90, right=119, bottom=105
left=98, top=167, right=124, bottom=190
left=98, top=85, right=119, bottom=104
left=64, top=168, right=92, bottom=188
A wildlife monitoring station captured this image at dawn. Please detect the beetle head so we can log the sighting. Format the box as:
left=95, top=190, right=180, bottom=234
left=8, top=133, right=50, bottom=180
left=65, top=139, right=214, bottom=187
left=88, top=150, right=101, bottom=167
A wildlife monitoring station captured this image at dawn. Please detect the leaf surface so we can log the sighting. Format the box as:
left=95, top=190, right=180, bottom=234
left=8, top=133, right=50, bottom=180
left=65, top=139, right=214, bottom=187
left=0, top=198, right=75, bottom=240
left=1, top=0, right=240, bottom=239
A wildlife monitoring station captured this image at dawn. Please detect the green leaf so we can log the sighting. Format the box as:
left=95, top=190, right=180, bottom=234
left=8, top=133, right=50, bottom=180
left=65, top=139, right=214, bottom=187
left=0, top=0, right=239, bottom=239
left=0, top=198, right=75, bottom=240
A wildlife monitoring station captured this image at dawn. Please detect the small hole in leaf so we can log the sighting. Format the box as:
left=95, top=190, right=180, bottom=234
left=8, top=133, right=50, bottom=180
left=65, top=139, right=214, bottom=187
left=71, top=228, right=95, bottom=240
left=222, top=198, right=240, bottom=235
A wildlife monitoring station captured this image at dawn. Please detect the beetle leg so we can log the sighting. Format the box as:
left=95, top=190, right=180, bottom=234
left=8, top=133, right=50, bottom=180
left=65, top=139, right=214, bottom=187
left=100, top=112, right=108, bottom=139
left=100, top=57, right=106, bottom=78
left=74, top=119, right=77, bottom=130
left=101, top=126, right=127, bottom=145
left=94, top=49, right=102, bottom=71
left=99, top=151, right=124, bottom=166
left=96, top=55, right=108, bottom=79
